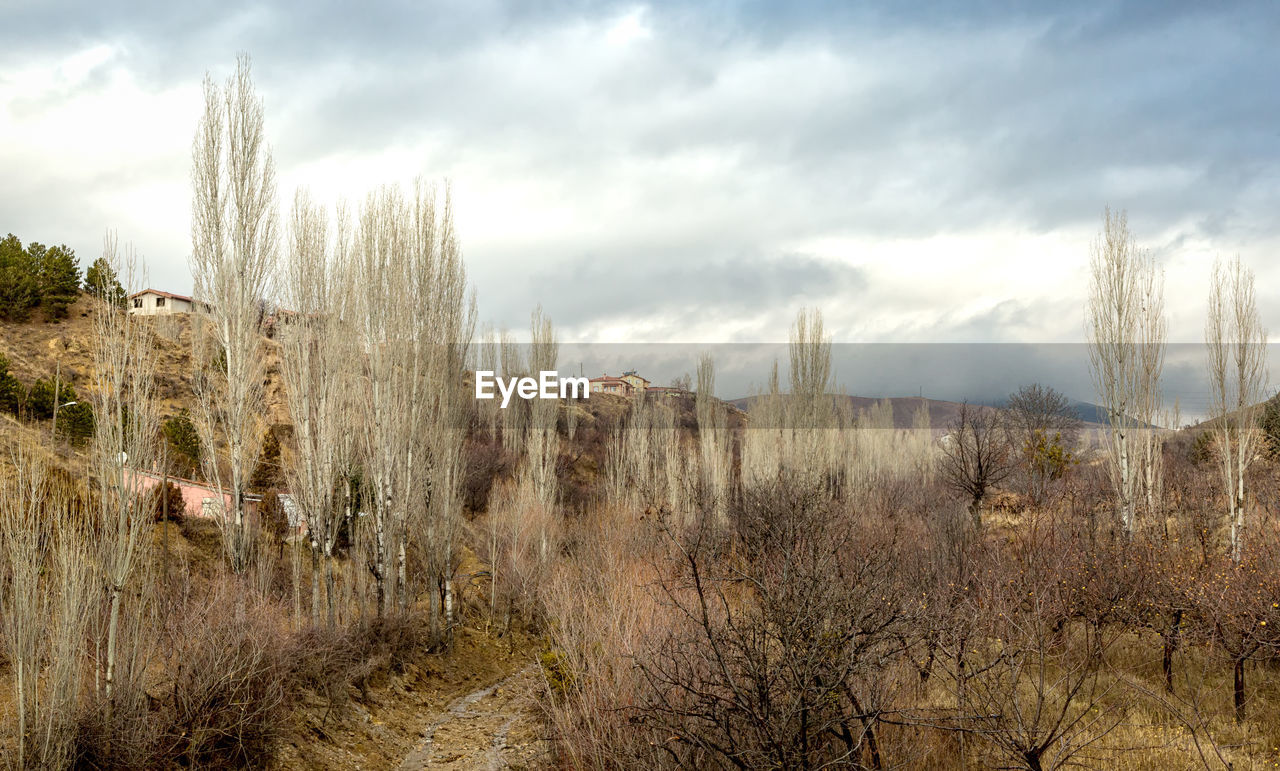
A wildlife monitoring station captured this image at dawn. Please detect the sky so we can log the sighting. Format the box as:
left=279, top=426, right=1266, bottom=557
left=2, top=1, right=1278, bottom=407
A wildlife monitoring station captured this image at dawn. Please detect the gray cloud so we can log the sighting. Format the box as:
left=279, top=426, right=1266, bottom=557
left=503, top=251, right=866, bottom=334
left=2, top=0, right=1278, bottom=361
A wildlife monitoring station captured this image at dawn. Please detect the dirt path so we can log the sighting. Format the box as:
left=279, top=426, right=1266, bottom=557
left=397, top=665, right=548, bottom=770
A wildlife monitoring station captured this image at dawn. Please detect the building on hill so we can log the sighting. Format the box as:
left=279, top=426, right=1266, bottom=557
left=128, top=289, right=199, bottom=315
left=645, top=385, right=686, bottom=397
left=590, top=375, right=633, bottom=396
left=590, top=371, right=675, bottom=398
left=620, top=369, right=650, bottom=392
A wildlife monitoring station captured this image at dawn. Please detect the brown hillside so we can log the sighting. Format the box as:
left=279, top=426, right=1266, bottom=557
left=0, top=292, right=291, bottom=428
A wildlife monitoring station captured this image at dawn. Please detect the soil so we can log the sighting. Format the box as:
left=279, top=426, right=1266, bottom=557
left=275, top=627, right=551, bottom=770
left=396, top=665, right=545, bottom=770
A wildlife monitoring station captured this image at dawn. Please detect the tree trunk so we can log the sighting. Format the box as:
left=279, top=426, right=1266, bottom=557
left=373, top=500, right=388, bottom=616
left=956, top=635, right=967, bottom=771
left=311, top=548, right=322, bottom=625
left=1119, top=430, right=1133, bottom=538
left=444, top=575, right=454, bottom=643
left=397, top=537, right=409, bottom=612
left=1162, top=610, right=1181, bottom=694
left=325, top=552, right=337, bottom=629
left=162, top=468, right=170, bottom=580
left=429, top=579, right=442, bottom=642
left=105, top=585, right=122, bottom=732
left=1234, top=657, right=1246, bottom=724
left=849, top=692, right=882, bottom=770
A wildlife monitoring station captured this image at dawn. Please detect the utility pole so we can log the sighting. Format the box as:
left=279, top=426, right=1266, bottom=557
left=51, top=357, right=60, bottom=439
left=162, top=445, right=170, bottom=581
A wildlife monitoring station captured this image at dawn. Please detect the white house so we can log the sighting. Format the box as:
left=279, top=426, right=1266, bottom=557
left=128, top=289, right=198, bottom=316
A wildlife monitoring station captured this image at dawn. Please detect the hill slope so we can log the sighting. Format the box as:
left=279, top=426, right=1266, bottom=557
left=0, top=292, right=291, bottom=425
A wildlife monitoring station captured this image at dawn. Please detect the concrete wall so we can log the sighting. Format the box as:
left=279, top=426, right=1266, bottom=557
left=129, top=293, right=194, bottom=316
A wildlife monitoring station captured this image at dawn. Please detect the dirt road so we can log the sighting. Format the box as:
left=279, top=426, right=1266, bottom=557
left=397, top=665, right=548, bottom=770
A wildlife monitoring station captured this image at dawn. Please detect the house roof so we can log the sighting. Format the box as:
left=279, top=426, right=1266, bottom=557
left=129, top=288, right=194, bottom=303
left=589, top=375, right=629, bottom=383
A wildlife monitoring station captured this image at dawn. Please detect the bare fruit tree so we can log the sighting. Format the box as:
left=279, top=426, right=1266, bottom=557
left=939, top=402, right=1013, bottom=529
left=1205, top=255, right=1268, bottom=562
left=1086, top=208, right=1165, bottom=539
left=189, top=54, right=279, bottom=572
left=1006, top=383, right=1081, bottom=505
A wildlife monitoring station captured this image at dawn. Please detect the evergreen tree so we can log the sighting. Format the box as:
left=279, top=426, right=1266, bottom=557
left=26, top=378, right=76, bottom=421
left=85, top=256, right=127, bottom=307
left=0, top=233, right=39, bottom=321
left=0, top=353, right=23, bottom=415
left=250, top=428, right=284, bottom=491
left=32, top=242, right=81, bottom=318
left=1262, top=393, right=1280, bottom=458
left=162, top=410, right=202, bottom=478
left=57, top=401, right=94, bottom=444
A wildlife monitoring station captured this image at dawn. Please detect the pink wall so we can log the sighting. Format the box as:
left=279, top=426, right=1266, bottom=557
left=124, top=469, right=254, bottom=521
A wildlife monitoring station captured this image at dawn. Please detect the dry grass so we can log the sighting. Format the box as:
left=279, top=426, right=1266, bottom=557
left=0, top=292, right=292, bottom=436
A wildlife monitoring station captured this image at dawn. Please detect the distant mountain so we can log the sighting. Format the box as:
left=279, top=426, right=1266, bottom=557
left=1069, top=400, right=1112, bottom=426
left=728, top=394, right=1117, bottom=429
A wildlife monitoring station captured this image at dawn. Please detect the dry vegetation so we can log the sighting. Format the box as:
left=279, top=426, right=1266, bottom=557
left=526, top=354, right=1280, bottom=770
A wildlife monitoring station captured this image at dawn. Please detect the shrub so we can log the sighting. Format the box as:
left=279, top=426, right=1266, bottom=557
left=148, top=479, right=185, bottom=523
left=160, top=585, right=292, bottom=767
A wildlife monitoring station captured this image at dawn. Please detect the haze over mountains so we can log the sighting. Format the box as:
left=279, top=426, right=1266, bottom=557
left=727, top=393, right=1117, bottom=430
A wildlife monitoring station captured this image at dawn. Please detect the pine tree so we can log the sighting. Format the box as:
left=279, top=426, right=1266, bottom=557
left=57, top=401, right=95, bottom=445
left=0, top=233, right=39, bottom=321
left=0, top=353, right=23, bottom=415
left=26, top=378, right=76, bottom=421
left=85, top=256, right=127, bottom=307
left=32, top=242, right=81, bottom=319
left=162, top=410, right=203, bottom=478
left=1261, top=394, right=1280, bottom=459
left=249, top=428, right=284, bottom=491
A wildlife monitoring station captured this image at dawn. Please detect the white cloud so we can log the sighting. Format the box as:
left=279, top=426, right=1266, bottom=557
left=603, top=7, right=651, bottom=48
left=0, top=1, right=1277, bottom=369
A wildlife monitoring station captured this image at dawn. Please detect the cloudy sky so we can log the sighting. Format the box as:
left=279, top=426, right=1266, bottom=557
left=3, top=1, right=1278, bottom=405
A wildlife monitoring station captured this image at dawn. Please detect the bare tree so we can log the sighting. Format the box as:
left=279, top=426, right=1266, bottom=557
left=788, top=307, right=833, bottom=431
left=633, top=475, right=913, bottom=769
left=1006, top=384, right=1081, bottom=504
left=89, top=234, right=161, bottom=738
left=278, top=190, right=357, bottom=627
left=959, top=543, right=1124, bottom=771
left=1086, top=208, right=1165, bottom=539
left=351, top=180, right=474, bottom=624
left=1205, top=255, right=1268, bottom=562
left=1, top=446, right=94, bottom=769
left=499, top=328, right=527, bottom=453
left=939, top=402, right=1013, bottom=529
left=189, top=54, right=279, bottom=572
left=526, top=305, right=560, bottom=565
left=695, top=353, right=730, bottom=528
